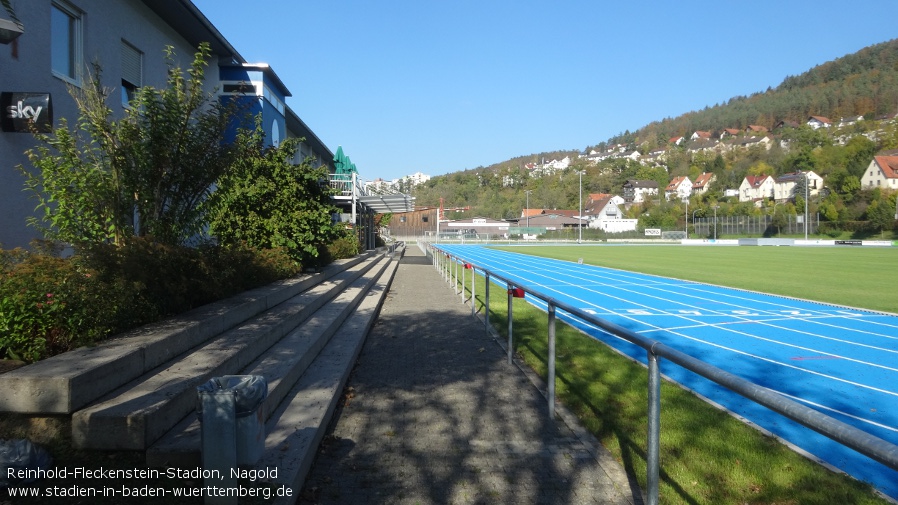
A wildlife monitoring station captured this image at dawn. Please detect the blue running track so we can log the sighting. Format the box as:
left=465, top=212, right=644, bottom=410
left=436, top=244, right=898, bottom=500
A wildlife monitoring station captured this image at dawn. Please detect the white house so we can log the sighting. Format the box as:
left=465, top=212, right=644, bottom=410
left=690, top=131, right=712, bottom=141
left=739, top=175, right=775, bottom=202
left=773, top=171, right=823, bottom=201
left=622, top=180, right=659, bottom=203
left=861, top=156, right=898, bottom=190
left=807, top=115, right=833, bottom=129
left=582, top=193, right=636, bottom=232
left=665, top=176, right=692, bottom=201
left=691, top=172, right=716, bottom=195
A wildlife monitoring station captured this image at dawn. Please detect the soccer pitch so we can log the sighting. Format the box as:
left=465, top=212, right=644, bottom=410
left=491, top=244, right=898, bottom=314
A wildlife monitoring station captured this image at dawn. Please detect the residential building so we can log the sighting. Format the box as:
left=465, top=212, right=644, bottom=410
left=719, top=128, right=741, bottom=139
left=691, top=131, right=712, bottom=141
left=691, top=172, right=716, bottom=195
left=774, top=171, right=823, bottom=201
left=582, top=193, right=623, bottom=222
left=745, top=125, right=768, bottom=134
left=582, top=193, right=635, bottom=232
left=861, top=156, right=898, bottom=190
left=807, top=115, right=833, bottom=129
left=739, top=175, right=775, bottom=202
left=727, top=135, right=773, bottom=152
left=622, top=179, right=659, bottom=203
left=665, top=176, right=692, bottom=201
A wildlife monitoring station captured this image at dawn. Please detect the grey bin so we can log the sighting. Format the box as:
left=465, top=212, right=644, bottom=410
left=197, top=375, right=268, bottom=467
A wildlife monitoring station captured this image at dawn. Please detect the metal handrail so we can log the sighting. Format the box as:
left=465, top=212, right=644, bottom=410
left=426, top=242, right=898, bottom=505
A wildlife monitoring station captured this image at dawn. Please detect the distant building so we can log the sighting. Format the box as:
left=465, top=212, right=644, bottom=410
left=861, top=156, right=898, bottom=190
left=691, top=172, right=716, bottom=195
left=665, top=176, right=692, bottom=202
left=807, top=116, right=833, bottom=129
left=739, top=175, right=775, bottom=202
left=774, top=171, right=823, bottom=201
left=622, top=180, right=659, bottom=203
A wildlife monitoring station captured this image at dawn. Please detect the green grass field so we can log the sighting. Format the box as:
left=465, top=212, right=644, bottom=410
left=493, top=244, right=898, bottom=314
left=443, top=244, right=898, bottom=504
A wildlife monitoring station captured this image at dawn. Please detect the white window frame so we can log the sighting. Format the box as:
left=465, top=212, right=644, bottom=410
left=51, top=1, right=83, bottom=86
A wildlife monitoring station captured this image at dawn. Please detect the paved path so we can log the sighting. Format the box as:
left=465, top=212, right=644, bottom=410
left=298, top=245, right=642, bottom=504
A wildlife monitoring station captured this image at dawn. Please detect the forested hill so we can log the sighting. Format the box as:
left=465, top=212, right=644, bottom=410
left=608, top=38, right=898, bottom=151
left=410, top=38, right=898, bottom=223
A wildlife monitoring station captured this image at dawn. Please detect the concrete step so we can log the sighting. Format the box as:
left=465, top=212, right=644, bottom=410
left=257, top=254, right=400, bottom=504
left=0, top=253, right=372, bottom=415
left=71, top=254, right=391, bottom=450
left=145, top=252, right=397, bottom=467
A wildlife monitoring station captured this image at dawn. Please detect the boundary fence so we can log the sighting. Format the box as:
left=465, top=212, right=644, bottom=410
left=424, top=241, right=898, bottom=505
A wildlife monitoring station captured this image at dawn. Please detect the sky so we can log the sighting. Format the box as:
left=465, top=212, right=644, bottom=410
left=192, top=0, right=898, bottom=183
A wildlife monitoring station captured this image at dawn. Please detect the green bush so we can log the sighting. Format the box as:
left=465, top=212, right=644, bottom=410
left=326, top=232, right=362, bottom=261
left=0, top=239, right=301, bottom=363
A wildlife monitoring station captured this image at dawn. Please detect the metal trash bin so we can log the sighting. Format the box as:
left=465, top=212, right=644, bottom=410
left=197, top=375, right=268, bottom=466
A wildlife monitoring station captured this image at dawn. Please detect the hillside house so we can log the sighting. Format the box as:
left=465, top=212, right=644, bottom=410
left=861, top=156, right=898, bottom=190
left=719, top=128, right=741, bottom=139
left=728, top=135, right=773, bottom=151
left=691, top=172, right=716, bottom=195
left=746, top=125, right=769, bottom=134
left=691, top=131, right=713, bottom=141
left=739, top=175, right=775, bottom=202
left=622, top=180, right=659, bottom=203
left=774, top=171, right=823, bottom=201
left=615, top=151, right=642, bottom=162
left=774, top=120, right=801, bottom=130
left=839, top=115, right=865, bottom=127
left=665, top=176, right=692, bottom=201
left=807, top=116, right=833, bottom=129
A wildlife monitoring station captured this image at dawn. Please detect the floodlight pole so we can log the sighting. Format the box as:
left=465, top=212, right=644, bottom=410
left=804, top=171, right=809, bottom=240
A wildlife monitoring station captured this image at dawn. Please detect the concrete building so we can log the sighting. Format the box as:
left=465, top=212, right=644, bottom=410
left=0, top=0, right=345, bottom=249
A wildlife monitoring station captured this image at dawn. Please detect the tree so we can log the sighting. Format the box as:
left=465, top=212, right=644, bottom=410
left=118, top=44, right=236, bottom=244
left=866, top=194, right=896, bottom=237
left=20, top=43, right=237, bottom=246
left=208, top=131, right=342, bottom=264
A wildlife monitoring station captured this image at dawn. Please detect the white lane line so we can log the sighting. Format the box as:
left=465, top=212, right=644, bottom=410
left=453, top=247, right=898, bottom=389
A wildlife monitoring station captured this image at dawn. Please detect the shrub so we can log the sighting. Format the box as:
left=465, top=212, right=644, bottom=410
left=326, top=232, right=362, bottom=261
left=0, top=239, right=301, bottom=363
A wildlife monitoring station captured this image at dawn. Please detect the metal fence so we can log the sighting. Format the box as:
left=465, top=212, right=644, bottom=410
left=426, top=242, right=898, bottom=505
left=692, top=214, right=818, bottom=237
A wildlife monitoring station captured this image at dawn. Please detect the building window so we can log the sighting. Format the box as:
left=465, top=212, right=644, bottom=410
left=51, top=1, right=82, bottom=84
left=121, top=41, right=143, bottom=107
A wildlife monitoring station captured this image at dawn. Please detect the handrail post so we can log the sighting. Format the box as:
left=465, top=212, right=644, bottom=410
left=471, top=267, right=476, bottom=317
left=547, top=303, right=556, bottom=420
left=647, top=348, right=661, bottom=505
left=461, top=262, right=466, bottom=302
left=507, top=283, right=514, bottom=365
left=484, top=273, right=491, bottom=333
